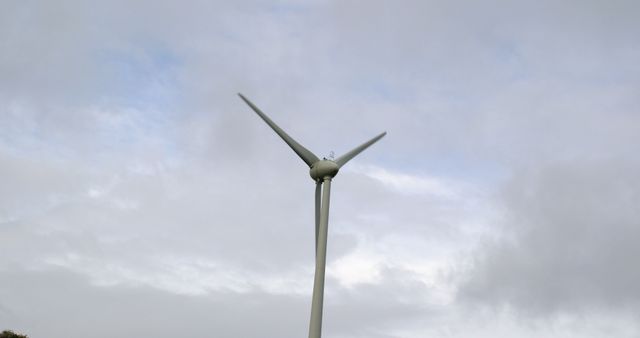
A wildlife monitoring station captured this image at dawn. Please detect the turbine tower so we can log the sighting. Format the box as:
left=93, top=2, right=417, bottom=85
left=238, top=93, right=386, bottom=338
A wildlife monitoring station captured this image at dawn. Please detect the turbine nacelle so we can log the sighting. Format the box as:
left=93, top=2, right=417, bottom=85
left=310, top=160, right=339, bottom=181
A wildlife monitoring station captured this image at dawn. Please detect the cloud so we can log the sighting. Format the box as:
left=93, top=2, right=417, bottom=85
left=0, top=267, right=309, bottom=338
left=2, top=0, right=640, bottom=337
left=459, top=159, right=640, bottom=315
left=347, top=164, right=460, bottom=198
left=0, top=265, right=439, bottom=338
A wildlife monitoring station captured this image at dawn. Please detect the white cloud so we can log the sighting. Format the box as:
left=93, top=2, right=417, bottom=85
left=347, top=164, right=460, bottom=198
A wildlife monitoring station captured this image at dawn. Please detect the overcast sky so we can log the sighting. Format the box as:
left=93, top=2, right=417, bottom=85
left=1, top=1, right=640, bottom=337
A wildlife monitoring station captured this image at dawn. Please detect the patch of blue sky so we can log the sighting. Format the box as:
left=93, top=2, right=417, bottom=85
left=380, top=151, right=509, bottom=188
left=492, top=39, right=529, bottom=82
left=354, top=80, right=410, bottom=102
left=90, top=44, right=184, bottom=164
left=96, top=43, right=183, bottom=112
left=343, top=81, right=506, bottom=185
left=266, top=1, right=314, bottom=15
left=0, top=102, right=76, bottom=162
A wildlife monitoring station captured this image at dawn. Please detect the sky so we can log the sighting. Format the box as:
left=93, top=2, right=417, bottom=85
left=1, top=0, right=639, bottom=337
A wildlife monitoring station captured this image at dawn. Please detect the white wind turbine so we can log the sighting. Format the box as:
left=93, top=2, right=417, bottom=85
left=239, top=93, right=386, bottom=338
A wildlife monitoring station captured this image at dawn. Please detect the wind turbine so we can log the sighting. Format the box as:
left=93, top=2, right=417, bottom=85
left=238, top=93, right=386, bottom=338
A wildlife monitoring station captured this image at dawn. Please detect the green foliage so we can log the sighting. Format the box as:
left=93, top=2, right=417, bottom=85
left=0, top=330, right=28, bottom=338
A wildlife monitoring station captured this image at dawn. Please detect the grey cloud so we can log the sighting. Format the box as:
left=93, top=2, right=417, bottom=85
left=4, top=0, right=637, bottom=170
left=459, top=160, right=640, bottom=315
left=313, top=0, right=640, bottom=168
left=3, top=0, right=640, bottom=337
left=0, top=267, right=308, bottom=338
left=324, top=266, right=434, bottom=338
left=0, top=266, right=435, bottom=338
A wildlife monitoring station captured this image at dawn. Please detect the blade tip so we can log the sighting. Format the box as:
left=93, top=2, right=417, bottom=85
left=238, top=93, right=252, bottom=105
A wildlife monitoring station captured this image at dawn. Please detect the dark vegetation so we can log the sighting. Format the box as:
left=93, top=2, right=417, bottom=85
left=0, top=331, right=28, bottom=338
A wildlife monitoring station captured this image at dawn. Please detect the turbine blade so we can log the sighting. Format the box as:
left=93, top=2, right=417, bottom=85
left=238, top=93, right=320, bottom=167
left=335, top=132, right=387, bottom=168
left=315, top=181, right=321, bottom=256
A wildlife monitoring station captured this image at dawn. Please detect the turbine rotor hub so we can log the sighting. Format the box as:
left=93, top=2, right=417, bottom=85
left=310, top=160, right=339, bottom=181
